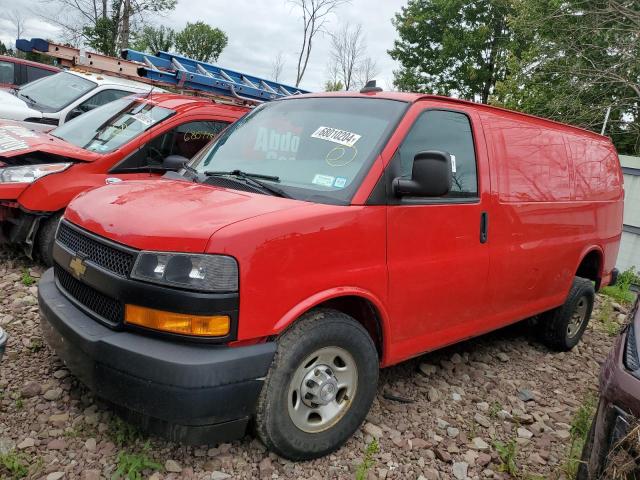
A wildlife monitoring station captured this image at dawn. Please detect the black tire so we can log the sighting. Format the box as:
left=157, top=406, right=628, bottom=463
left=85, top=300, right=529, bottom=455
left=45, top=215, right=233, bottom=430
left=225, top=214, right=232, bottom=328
left=540, top=276, right=595, bottom=351
left=255, top=309, right=379, bottom=460
left=36, top=213, right=62, bottom=267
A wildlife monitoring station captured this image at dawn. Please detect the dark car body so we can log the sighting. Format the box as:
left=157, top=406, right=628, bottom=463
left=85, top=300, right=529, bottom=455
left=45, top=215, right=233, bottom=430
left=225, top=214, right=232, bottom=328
left=580, top=295, right=640, bottom=478
left=0, top=55, right=59, bottom=88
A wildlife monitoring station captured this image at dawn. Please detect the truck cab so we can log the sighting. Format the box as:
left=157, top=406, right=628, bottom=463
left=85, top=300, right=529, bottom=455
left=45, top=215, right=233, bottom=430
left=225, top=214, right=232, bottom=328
left=0, top=69, right=156, bottom=128
left=0, top=93, right=247, bottom=263
left=38, top=90, right=624, bottom=460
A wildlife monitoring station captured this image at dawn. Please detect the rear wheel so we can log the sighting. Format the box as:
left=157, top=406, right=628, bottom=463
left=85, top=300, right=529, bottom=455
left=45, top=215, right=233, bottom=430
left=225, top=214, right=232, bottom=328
left=36, top=213, right=62, bottom=267
left=255, top=309, right=379, bottom=460
left=540, top=277, right=594, bottom=351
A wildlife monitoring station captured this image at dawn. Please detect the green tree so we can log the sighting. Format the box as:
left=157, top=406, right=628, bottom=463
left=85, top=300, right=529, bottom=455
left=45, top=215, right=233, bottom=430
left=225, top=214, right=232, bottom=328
left=389, top=0, right=514, bottom=103
left=495, top=0, right=640, bottom=154
left=324, top=79, right=344, bottom=91
left=174, top=22, right=228, bottom=62
left=132, top=25, right=176, bottom=53
left=0, top=42, right=11, bottom=56
left=44, top=0, right=177, bottom=53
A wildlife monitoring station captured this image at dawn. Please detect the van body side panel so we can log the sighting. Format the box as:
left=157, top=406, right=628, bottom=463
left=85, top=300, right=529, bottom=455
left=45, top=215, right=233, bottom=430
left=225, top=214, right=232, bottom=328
left=208, top=204, right=388, bottom=355
left=480, top=110, right=623, bottom=324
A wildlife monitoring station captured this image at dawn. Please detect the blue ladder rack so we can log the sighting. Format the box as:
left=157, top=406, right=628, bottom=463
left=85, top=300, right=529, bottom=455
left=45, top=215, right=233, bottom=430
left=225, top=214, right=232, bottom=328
left=16, top=38, right=310, bottom=103
left=123, top=49, right=310, bottom=102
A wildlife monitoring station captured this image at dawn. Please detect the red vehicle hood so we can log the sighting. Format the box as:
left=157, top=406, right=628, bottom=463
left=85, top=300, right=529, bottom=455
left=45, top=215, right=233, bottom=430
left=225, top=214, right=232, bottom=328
left=65, top=178, right=305, bottom=253
left=0, top=120, right=100, bottom=163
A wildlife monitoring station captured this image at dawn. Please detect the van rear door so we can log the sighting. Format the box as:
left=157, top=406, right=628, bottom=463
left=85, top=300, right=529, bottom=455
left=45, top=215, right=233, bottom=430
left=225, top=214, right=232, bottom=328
left=384, top=103, right=492, bottom=359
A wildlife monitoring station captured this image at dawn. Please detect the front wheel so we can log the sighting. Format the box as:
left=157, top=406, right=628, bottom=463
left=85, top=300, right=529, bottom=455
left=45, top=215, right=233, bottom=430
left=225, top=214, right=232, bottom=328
left=36, top=213, right=62, bottom=267
left=540, top=276, right=595, bottom=351
left=255, top=309, right=379, bottom=460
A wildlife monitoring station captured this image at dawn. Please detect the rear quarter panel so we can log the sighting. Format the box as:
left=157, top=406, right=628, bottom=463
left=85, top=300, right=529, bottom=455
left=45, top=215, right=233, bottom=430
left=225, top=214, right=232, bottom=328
left=480, top=109, right=623, bottom=322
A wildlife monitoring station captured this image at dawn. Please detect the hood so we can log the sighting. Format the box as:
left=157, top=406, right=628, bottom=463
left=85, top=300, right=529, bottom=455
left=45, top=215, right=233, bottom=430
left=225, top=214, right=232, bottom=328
left=65, top=178, right=305, bottom=253
left=0, top=90, right=41, bottom=121
left=0, top=120, right=101, bottom=163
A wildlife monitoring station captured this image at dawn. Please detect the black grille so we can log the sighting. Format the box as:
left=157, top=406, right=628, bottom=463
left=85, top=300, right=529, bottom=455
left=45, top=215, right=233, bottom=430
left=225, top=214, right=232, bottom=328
left=57, top=222, right=136, bottom=277
left=55, top=265, right=123, bottom=325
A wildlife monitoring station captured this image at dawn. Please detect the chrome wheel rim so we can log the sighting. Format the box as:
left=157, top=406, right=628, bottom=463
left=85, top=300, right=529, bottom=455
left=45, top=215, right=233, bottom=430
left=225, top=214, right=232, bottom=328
left=567, top=297, right=588, bottom=338
left=287, top=346, right=358, bottom=433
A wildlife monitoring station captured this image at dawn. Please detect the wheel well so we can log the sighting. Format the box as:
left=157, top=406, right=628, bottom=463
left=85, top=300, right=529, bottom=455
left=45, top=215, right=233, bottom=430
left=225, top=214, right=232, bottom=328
left=576, top=250, right=602, bottom=289
left=313, top=296, right=384, bottom=358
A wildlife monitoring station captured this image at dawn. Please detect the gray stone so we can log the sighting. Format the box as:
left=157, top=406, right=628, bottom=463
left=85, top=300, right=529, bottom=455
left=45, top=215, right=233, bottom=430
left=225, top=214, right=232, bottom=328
left=452, top=462, right=469, bottom=480
left=364, top=422, right=383, bottom=439
left=165, top=459, right=182, bottom=473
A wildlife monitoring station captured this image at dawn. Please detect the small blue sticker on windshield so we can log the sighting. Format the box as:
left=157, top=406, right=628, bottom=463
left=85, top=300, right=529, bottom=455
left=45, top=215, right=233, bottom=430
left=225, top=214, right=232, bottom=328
left=334, top=177, right=347, bottom=188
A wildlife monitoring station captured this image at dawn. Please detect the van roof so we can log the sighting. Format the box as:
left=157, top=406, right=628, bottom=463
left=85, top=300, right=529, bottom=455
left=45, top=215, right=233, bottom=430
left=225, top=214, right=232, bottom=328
left=293, top=90, right=610, bottom=143
left=63, top=68, right=157, bottom=92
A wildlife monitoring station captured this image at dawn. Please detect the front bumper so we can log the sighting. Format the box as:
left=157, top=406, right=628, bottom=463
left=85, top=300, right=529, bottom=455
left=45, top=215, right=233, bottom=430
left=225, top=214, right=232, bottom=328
left=38, top=268, right=276, bottom=444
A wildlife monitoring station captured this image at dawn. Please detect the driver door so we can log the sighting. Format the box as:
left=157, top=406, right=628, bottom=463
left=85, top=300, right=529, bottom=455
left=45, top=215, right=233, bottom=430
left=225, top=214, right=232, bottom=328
left=386, top=105, right=492, bottom=359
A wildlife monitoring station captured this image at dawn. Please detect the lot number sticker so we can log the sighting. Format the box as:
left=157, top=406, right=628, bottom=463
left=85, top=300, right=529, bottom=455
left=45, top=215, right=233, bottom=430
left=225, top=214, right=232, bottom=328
left=311, top=126, right=361, bottom=148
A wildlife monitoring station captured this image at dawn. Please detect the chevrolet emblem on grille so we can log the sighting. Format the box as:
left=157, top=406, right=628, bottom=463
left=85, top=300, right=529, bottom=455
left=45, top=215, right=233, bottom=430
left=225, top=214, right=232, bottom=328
left=69, top=255, right=87, bottom=278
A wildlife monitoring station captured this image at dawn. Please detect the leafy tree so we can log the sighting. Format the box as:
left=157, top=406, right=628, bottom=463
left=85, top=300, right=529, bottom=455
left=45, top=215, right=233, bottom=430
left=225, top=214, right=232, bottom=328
left=495, top=0, right=640, bottom=154
left=174, top=22, right=228, bottom=63
left=132, top=25, right=176, bottom=53
left=389, top=0, right=514, bottom=103
left=0, top=42, right=11, bottom=56
left=324, top=79, right=344, bottom=91
left=43, top=0, right=177, bottom=53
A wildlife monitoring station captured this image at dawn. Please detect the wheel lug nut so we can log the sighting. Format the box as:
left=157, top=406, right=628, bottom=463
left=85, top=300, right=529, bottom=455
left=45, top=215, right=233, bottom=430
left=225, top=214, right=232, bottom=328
left=306, top=380, right=316, bottom=388
left=325, top=368, right=332, bottom=376
left=305, top=393, right=313, bottom=400
left=314, top=369, right=320, bottom=376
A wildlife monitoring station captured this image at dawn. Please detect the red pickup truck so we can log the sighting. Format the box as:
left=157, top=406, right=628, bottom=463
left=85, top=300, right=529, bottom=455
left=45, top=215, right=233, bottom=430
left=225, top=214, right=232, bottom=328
left=38, top=89, right=624, bottom=460
left=0, top=93, right=247, bottom=264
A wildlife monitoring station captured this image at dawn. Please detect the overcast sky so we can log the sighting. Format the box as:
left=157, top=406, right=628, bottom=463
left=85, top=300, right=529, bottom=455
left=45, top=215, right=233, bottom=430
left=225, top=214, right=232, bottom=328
left=0, top=0, right=407, bottom=92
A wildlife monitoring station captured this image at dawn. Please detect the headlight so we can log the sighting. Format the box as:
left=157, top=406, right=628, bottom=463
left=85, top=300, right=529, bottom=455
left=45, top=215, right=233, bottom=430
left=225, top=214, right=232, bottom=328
left=131, top=252, right=238, bottom=292
left=0, top=163, right=72, bottom=183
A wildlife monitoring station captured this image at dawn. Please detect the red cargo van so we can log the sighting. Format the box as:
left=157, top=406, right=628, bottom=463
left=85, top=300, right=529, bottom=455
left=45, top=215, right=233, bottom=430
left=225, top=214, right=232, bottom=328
left=38, top=90, right=624, bottom=460
left=0, top=93, right=247, bottom=264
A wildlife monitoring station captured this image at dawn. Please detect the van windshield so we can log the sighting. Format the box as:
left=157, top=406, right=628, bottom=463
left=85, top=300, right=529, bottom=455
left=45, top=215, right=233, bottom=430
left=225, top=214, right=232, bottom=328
left=17, top=72, right=96, bottom=112
left=191, top=97, right=407, bottom=204
left=51, top=98, right=174, bottom=153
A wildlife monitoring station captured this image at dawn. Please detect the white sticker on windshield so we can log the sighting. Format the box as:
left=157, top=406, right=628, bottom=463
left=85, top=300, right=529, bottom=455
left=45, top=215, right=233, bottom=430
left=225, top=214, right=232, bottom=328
left=312, top=174, right=335, bottom=187
left=132, top=112, right=153, bottom=126
left=311, top=126, right=361, bottom=148
left=450, top=154, right=457, bottom=173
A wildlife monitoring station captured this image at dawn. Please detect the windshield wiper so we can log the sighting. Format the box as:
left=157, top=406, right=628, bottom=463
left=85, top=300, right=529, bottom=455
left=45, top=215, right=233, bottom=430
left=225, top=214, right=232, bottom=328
left=204, top=170, right=290, bottom=198
left=19, top=92, right=36, bottom=104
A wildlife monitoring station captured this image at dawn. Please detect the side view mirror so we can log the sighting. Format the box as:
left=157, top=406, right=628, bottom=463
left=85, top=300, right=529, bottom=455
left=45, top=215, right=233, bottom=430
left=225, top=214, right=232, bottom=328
left=66, top=107, right=84, bottom=121
left=393, top=150, right=452, bottom=197
left=162, top=154, right=189, bottom=171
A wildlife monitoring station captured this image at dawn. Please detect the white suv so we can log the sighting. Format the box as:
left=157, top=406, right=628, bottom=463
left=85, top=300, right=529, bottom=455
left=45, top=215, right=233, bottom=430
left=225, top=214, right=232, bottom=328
left=0, top=69, right=157, bottom=128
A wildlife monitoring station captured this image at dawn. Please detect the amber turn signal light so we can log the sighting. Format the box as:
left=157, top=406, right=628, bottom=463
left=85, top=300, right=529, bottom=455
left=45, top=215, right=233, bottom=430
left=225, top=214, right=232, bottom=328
left=125, top=304, right=230, bottom=337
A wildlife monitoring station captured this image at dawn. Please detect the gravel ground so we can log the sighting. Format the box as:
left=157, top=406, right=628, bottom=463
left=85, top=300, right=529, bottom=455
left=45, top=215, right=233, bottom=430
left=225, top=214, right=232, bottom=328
left=0, top=247, right=629, bottom=480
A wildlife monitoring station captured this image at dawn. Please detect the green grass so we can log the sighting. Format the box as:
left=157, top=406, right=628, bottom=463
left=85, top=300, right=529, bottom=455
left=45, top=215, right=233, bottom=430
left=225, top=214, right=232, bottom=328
left=493, top=437, right=519, bottom=476
left=21, top=269, right=35, bottom=287
left=601, top=266, right=638, bottom=306
left=355, top=439, right=379, bottom=480
left=596, top=298, right=621, bottom=337
left=109, top=417, right=141, bottom=447
left=0, top=451, right=29, bottom=479
left=112, top=446, right=162, bottom=480
left=562, top=395, right=596, bottom=478
left=489, top=401, right=503, bottom=419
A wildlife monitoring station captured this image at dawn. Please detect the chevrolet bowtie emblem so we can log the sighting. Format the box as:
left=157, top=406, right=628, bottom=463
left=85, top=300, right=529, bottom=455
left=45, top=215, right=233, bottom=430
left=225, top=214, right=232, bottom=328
left=69, top=256, right=87, bottom=278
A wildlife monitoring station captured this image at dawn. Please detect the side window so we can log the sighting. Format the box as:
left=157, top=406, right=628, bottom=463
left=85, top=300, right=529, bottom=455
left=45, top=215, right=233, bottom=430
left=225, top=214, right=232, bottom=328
left=113, top=120, right=230, bottom=172
left=0, top=61, right=15, bottom=85
left=26, top=66, right=52, bottom=83
left=68, top=89, right=132, bottom=121
left=398, top=110, right=478, bottom=198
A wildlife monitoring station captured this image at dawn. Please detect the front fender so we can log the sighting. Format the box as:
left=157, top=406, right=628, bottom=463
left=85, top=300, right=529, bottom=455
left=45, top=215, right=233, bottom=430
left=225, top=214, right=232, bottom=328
left=272, top=287, right=392, bottom=365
